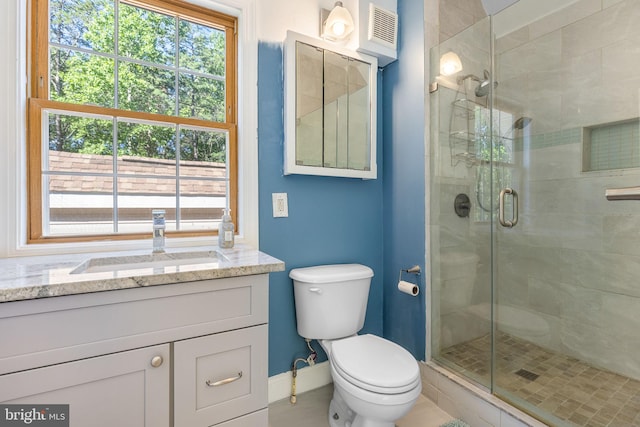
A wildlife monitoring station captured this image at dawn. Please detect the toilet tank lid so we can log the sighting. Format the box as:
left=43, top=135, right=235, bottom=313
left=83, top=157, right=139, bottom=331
left=289, top=264, right=374, bottom=283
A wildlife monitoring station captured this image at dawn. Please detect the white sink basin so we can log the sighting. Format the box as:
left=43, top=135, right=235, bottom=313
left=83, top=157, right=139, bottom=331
left=71, top=251, right=227, bottom=274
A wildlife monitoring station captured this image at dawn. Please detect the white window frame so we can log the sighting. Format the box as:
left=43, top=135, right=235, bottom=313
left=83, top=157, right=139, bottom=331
left=0, top=0, right=258, bottom=257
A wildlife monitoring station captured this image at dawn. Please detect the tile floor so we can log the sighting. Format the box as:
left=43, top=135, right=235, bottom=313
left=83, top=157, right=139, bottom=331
left=268, top=384, right=454, bottom=427
left=441, top=332, right=640, bottom=427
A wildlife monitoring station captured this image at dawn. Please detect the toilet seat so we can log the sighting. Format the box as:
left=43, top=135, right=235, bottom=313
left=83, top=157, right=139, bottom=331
left=330, top=334, right=420, bottom=394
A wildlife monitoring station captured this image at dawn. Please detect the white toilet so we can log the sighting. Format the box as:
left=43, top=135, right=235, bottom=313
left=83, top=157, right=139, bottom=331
left=290, top=264, right=421, bottom=427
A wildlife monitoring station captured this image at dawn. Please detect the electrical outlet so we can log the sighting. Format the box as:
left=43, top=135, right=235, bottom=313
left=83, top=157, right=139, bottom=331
left=272, top=193, right=288, bottom=217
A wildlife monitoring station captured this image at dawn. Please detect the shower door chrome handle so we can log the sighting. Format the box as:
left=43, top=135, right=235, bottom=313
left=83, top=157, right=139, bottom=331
left=499, top=188, right=518, bottom=228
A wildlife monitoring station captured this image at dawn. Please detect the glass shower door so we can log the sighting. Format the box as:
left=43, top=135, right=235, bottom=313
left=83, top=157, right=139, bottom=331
left=430, top=3, right=640, bottom=426
left=429, top=16, right=493, bottom=390
left=492, top=1, right=640, bottom=426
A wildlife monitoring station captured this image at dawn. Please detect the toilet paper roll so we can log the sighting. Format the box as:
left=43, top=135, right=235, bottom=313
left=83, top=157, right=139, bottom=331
left=398, top=280, right=419, bottom=296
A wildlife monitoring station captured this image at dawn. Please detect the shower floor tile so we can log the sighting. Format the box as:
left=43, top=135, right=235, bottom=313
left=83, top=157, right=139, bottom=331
left=441, top=332, right=640, bottom=427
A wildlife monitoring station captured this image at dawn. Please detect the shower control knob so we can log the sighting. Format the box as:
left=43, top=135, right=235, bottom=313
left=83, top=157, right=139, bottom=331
left=454, top=193, right=471, bottom=218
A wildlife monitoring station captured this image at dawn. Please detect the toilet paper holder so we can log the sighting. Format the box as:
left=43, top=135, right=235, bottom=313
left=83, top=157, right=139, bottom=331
left=398, top=266, right=421, bottom=296
left=398, top=265, right=421, bottom=282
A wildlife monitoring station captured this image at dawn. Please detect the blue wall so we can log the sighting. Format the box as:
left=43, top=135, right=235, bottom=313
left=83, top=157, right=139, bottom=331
left=381, top=0, right=426, bottom=359
left=257, top=43, right=385, bottom=376
left=258, top=0, right=427, bottom=377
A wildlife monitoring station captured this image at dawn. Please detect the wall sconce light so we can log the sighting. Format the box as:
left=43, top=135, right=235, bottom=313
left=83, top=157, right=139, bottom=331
left=321, top=1, right=354, bottom=41
left=439, top=51, right=463, bottom=76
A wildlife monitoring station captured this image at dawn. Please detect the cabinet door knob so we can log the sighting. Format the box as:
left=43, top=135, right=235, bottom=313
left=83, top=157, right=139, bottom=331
left=150, top=355, right=163, bottom=368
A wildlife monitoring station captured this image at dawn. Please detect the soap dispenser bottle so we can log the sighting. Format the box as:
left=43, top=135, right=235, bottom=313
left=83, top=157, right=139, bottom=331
left=218, top=209, right=235, bottom=248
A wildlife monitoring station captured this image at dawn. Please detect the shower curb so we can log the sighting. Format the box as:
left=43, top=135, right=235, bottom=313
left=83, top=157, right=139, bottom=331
left=421, top=361, right=549, bottom=427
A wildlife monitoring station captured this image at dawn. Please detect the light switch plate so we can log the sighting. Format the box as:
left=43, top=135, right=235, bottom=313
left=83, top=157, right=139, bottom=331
left=272, top=193, right=289, bottom=217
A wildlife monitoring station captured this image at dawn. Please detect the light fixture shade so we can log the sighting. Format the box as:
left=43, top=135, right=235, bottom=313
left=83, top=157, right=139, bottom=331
left=322, top=1, right=354, bottom=41
left=440, top=51, right=463, bottom=76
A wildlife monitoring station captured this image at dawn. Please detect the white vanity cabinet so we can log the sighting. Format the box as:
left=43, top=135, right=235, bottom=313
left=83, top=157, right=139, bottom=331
left=0, top=274, right=270, bottom=427
left=0, top=344, right=170, bottom=427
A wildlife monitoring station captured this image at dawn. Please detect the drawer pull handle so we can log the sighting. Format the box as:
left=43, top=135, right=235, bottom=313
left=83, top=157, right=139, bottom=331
left=206, top=371, right=243, bottom=387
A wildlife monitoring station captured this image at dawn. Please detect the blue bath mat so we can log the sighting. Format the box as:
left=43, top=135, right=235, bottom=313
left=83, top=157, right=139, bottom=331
left=440, top=420, right=470, bottom=427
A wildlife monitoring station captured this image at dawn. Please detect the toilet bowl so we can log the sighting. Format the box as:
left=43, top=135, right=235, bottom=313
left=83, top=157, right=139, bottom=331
left=290, top=264, right=421, bottom=427
left=322, top=335, right=421, bottom=427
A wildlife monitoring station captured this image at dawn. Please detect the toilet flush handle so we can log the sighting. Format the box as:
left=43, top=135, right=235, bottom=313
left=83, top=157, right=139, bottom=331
left=309, top=287, right=322, bottom=294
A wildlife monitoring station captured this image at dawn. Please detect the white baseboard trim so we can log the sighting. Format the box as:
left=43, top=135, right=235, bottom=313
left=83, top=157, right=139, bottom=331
left=268, top=360, right=333, bottom=404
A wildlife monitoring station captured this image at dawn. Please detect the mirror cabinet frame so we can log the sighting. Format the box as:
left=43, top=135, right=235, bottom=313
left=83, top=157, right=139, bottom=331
left=284, top=31, right=378, bottom=179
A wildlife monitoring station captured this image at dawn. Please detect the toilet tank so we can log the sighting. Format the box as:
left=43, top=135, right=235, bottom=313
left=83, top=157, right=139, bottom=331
left=290, top=264, right=374, bottom=340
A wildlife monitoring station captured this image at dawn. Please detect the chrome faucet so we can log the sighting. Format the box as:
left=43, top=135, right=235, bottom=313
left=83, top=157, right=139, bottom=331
left=152, top=210, right=166, bottom=253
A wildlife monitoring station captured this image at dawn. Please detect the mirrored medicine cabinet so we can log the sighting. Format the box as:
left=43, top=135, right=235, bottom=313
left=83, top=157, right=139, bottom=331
left=284, top=31, right=378, bottom=179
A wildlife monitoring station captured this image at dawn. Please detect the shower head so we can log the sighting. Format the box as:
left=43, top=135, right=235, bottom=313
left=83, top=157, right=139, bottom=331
left=474, top=70, right=497, bottom=97
left=513, top=116, right=532, bottom=130
left=456, top=70, right=498, bottom=97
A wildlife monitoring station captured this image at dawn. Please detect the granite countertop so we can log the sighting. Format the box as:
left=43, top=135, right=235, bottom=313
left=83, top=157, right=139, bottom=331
left=0, top=244, right=284, bottom=303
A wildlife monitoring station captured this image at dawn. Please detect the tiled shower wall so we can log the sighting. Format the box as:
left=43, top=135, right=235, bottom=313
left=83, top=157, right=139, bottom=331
left=438, top=0, right=487, bottom=43
left=494, top=0, right=640, bottom=380
left=496, top=134, right=640, bottom=381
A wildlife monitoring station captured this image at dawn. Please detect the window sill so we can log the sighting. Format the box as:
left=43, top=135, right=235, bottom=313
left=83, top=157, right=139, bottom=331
left=9, top=235, right=249, bottom=259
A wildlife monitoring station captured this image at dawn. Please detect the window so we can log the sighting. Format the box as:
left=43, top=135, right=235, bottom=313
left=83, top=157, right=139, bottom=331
left=473, top=107, right=515, bottom=222
left=28, top=0, right=237, bottom=243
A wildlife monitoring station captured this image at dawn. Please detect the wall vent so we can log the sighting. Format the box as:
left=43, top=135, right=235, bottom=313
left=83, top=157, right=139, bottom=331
left=367, top=4, right=397, bottom=49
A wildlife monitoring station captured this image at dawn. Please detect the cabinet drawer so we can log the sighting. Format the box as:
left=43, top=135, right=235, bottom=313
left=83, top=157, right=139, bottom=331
left=0, top=275, right=268, bottom=375
left=174, top=325, right=268, bottom=427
